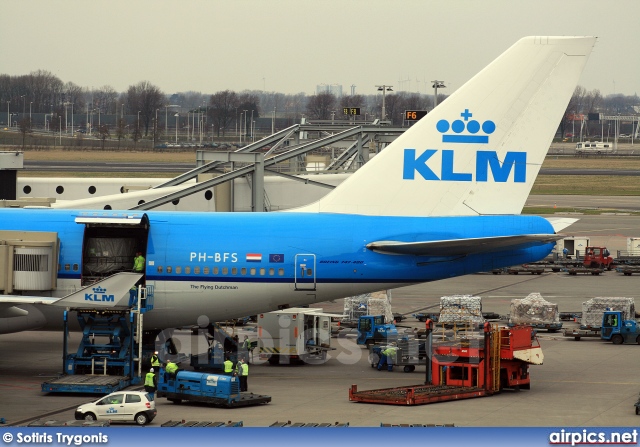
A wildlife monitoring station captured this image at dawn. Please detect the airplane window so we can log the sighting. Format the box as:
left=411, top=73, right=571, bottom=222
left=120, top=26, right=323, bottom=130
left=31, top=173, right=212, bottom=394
left=176, top=266, right=182, bottom=274
left=185, top=267, right=191, bottom=274
left=306, top=268, right=313, bottom=276
left=167, top=266, right=172, bottom=273
left=241, top=268, right=246, bottom=275
left=73, top=264, right=78, bottom=271
left=157, top=266, right=163, bottom=273
left=269, top=268, right=274, bottom=276
left=260, top=268, right=265, bottom=276
left=232, top=267, right=238, bottom=275
left=194, top=267, right=200, bottom=274
left=213, top=267, right=219, bottom=275
left=65, top=264, right=70, bottom=271
left=278, top=268, right=284, bottom=276
left=250, top=268, right=256, bottom=276
left=222, top=267, right=228, bottom=275
left=203, top=267, right=209, bottom=274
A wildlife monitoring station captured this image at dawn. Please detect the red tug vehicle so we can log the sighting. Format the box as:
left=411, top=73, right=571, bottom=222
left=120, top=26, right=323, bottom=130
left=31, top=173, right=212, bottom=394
left=349, top=321, right=543, bottom=406
left=582, top=246, right=614, bottom=270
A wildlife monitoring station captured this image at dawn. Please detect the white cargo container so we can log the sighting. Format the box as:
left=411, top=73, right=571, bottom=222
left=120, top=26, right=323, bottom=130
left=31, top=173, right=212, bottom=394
left=554, top=237, right=590, bottom=258
left=627, top=237, right=640, bottom=256
left=257, top=308, right=336, bottom=365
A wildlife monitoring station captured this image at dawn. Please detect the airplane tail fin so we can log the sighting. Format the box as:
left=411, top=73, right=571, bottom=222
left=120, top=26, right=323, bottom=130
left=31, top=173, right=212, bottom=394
left=294, top=36, right=596, bottom=217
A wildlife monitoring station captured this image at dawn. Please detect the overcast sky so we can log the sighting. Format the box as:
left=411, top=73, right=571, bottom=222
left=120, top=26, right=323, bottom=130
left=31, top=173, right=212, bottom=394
left=2, top=0, right=638, bottom=97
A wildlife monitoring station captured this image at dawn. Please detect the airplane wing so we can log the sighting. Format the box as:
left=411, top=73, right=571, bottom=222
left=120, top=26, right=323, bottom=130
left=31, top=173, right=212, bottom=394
left=545, top=217, right=579, bottom=232
left=0, top=272, right=142, bottom=315
left=366, top=234, right=562, bottom=257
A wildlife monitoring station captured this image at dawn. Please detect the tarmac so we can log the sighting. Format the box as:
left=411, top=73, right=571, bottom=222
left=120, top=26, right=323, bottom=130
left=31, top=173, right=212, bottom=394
left=1, top=215, right=640, bottom=427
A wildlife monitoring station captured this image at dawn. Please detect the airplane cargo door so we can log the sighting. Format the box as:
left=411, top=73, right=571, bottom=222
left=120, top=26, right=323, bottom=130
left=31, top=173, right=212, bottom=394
left=294, top=254, right=316, bottom=291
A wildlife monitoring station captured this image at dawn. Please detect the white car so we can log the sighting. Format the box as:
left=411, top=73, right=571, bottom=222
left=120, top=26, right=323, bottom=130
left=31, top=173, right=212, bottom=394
left=75, top=391, right=157, bottom=425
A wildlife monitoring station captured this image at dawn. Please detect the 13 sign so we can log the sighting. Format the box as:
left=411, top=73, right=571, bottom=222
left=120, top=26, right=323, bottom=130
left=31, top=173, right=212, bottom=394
left=343, top=107, right=361, bottom=116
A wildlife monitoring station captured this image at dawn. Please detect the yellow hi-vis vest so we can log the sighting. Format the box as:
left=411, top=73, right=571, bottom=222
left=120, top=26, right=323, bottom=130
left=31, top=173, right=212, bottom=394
left=165, top=362, right=178, bottom=374
left=145, top=372, right=156, bottom=387
left=150, top=355, right=160, bottom=367
left=241, top=363, right=249, bottom=376
left=224, top=360, right=233, bottom=373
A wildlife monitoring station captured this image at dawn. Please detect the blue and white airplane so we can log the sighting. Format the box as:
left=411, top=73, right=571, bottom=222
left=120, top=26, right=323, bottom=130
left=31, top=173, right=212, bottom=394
left=0, top=36, right=596, bottom=334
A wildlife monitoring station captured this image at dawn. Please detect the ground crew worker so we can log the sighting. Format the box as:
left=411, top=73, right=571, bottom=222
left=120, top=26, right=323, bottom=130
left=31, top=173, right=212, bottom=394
left=150, top=351, right=160, bottom=371
left=133, top=251, right=145, bottom=273
left=377, top=344, right=397, bottom=371
left=144, top=368, right=157, bottom=399
left=165, top=360, right=179, bottom=380
left=223, top=356, right=234, bottom=376
left=238, top=357, right=249, bottom=391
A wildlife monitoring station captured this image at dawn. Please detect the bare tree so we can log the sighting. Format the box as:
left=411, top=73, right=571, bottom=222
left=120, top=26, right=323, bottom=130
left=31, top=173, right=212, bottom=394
left=115, top=118, right=126, bottom=149
left=125, top=81, right=165, bottom=136
left=209, top=90, right=239, bottom=137
left=305, top=92, right=336, bottom=120
left=131, top=119, right=142, bottom=148
left=18, top=117, right=32, bottom=149
left=97, top=124, right=110, bottom=149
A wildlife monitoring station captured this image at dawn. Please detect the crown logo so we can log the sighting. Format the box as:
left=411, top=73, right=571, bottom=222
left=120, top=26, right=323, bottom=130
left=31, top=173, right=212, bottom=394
left=436, top=109, right=495, bottom=144
left=93, top=286, right=107, bottom=294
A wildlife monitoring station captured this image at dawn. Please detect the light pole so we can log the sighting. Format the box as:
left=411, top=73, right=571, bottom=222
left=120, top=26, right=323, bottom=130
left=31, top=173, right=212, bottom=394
left=174, top=113, right=179, bottom=143
left=29, top=102, right=32, bottom=124
left=6, top=101, right=10, bottom=128
left=250, top=110, right=254, bottom=140
left=21, top=95, right=25, bottom=119
left=243, top=110, right=248, bottom=144
left=375, top=85, right=393, bottom=120
left=272, top=107, right=276, bottom=134
left=432, top=80, right=446, bottom=108
left=70, top=103, right=73, bottom=134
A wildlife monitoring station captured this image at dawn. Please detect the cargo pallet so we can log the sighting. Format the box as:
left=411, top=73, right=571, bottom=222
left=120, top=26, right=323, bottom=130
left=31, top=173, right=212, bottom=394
left=616, top=266, right=640, bottom=276
left=41, top=375, right=131, bottom=394
left=269, top=421, right=349, bottom=427
left=161, top=420, right=243, bottom=427
left=350, top=384, right=488, bottom=405
left=563, top=267, right=605, bottom=275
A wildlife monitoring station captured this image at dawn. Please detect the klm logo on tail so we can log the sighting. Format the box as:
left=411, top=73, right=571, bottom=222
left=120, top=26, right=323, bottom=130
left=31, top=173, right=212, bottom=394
left=85, top=286, right=115, bottom=302
left=403, top=109, right=526, bottom=182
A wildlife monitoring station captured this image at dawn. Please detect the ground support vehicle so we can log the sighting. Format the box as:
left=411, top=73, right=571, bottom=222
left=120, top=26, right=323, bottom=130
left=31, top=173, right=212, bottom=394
left=74, top=391, right=156, bottom=425
left=350, top=323, right=543, bottom=406
left=510, top=322, right=562, bottom=332
left=563, top=267, right=604, bottom=275
left=258, top=308, right=336, bottom=365
left=161, top=420, right=243, bottom=427
left=601, top=311, right=640, bottom=344
left=413, top=312, right=440, bottom=323
left=42, top=286, right=154, bottom=394
left=357, top=315, right=399, bottom=346
left=563, top=327, right=601, bottom=340
left=616, top=266, right=640, bottom=276
left=368, top=338, right=426, bottom=373
left=582, top=247, right=614, bottom=269
left=560, top=312, right=582, bottom=321
left=157, top=370, right=271, bottom=407
left=506, top=265, right=545, bottom=275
